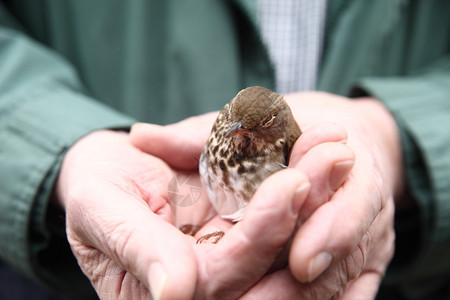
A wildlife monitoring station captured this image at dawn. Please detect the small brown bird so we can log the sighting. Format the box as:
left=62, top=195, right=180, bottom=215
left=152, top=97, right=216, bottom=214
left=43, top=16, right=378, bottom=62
left=199, top=86, right=301, bottom=222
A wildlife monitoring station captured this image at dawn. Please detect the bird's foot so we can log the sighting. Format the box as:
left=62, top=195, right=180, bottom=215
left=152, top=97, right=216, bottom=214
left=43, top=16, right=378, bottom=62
left=179, top=224, right=201, bottom=236
left=196, top=231, right=225, bottom=244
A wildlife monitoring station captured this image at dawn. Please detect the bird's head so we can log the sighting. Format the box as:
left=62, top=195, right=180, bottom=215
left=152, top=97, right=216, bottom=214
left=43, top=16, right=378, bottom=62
left=224, top=86, right=300, bottom=153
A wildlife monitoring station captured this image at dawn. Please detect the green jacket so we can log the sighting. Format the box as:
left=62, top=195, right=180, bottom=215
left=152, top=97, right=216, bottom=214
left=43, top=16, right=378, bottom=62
left=0, top=0, right=449, bottom=299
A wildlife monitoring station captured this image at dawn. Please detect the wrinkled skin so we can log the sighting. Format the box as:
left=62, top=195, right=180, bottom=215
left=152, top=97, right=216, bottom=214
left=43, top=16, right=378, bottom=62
left=57, top=92, right=400, bottom=299
left=57, top=129, right=312, bottom=299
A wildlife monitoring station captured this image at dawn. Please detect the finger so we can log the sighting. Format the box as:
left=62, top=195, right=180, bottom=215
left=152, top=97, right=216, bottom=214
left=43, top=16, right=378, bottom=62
left=129, top=112, right=217, bottom=170
left=295, top=142, right=355, bottom=221
left=284, top=199, right=394, bottom=300
left=241, top=251, right=382, bottom=300
left=67, top=185, right=197, bottom=300
left=241, top=268, right=383, bottom=300
left=195, top=169, right=310, bottom=299
left=289, top=161, right=387, bottom=283
left=289, top=122, right=348, bottom=167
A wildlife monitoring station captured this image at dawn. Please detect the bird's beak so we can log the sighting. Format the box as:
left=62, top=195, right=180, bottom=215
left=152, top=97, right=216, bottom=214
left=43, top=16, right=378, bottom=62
left=226, top=120, right=246, bottom=137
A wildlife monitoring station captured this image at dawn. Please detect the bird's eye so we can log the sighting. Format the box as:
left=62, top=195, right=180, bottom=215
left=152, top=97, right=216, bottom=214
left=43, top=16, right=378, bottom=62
left=261, top=114, right=276, bottom=128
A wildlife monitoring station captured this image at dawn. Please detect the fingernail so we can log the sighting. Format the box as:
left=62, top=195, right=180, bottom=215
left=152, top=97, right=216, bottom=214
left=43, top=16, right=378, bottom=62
left=292, top=182, right=311, bottom=213
left=307, top=252, right=332, bottom=282
left=329, top=160, right=354, bottom=191
left=149, top=263, right=167, bottom=300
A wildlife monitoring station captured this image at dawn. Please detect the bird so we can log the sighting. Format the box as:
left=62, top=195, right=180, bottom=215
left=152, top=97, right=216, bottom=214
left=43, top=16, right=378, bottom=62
left=199, top=86, right=302, bottom=223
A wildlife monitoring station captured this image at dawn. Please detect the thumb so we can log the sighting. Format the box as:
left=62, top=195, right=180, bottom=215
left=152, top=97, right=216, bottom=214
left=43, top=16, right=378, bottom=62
left=67, top=187, right=198, bottom=299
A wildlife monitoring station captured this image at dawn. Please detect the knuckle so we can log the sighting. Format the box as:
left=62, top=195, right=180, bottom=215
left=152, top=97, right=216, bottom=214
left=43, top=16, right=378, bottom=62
left=336, top=242, right=367, bottom=284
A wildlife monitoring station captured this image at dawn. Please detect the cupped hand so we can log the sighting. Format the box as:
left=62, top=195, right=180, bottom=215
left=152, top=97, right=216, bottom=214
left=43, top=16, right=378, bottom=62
left=131, top=91, right=402, bottom=299
left=56, top=129, right=315, bottom=299
left=239, top=93, right=400, bottom=299
left=56, top=130, right=200, bottom=299
left=283, top=92, right=401, bottom=299
left=129, top=108, right=357, bottom=298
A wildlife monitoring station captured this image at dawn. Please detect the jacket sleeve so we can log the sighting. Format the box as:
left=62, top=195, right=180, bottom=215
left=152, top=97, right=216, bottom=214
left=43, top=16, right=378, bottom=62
left=0, top=5, right=135, bottom=298
left=352, top=55, right=450, bottom=293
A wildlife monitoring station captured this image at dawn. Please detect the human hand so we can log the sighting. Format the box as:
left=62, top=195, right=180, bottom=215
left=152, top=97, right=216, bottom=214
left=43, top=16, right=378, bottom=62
left=131, top=91, right=401, bottom=299
left=281, top=92, right=401, bottom=299
left=55, top=130, right=198, bottom=299
left=56, top=129, right=317, bottom=299
left=129, top=107, right=359, bottom=298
